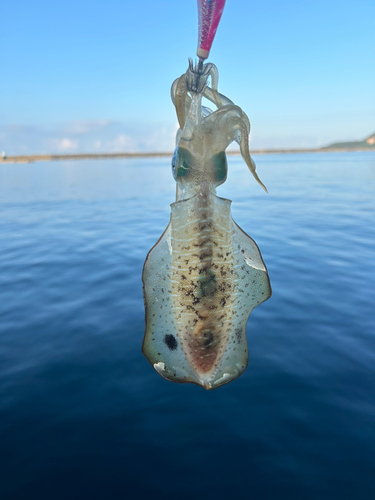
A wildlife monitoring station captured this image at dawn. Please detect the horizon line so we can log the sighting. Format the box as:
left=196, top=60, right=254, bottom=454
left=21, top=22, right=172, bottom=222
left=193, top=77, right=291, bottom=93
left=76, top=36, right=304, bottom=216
left=1, top=147, right=374, bottom=164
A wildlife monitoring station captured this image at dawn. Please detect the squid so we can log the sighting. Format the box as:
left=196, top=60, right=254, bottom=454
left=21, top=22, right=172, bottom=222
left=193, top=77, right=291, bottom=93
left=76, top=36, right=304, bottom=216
left=141, top=59, right=271, bottom=390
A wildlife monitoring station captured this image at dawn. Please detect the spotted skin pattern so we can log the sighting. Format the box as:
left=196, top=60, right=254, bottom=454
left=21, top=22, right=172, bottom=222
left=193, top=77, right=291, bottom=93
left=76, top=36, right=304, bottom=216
left=170, top=185, right=234, bottom=376
left=142, top=62, right=271, bottom=390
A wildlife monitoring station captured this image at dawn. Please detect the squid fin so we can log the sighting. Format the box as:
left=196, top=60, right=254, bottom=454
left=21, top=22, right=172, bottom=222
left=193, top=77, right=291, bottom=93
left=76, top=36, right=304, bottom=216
left=142, top=222, right=199, bottom=384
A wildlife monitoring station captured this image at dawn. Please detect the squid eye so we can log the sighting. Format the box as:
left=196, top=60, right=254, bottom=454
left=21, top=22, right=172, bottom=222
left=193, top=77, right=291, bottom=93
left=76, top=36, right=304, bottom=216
left=172, top=147, right=194, bottom=181
left=171, top=147, right=178, bottom=174
left=212, top=151, right=228, bottom=184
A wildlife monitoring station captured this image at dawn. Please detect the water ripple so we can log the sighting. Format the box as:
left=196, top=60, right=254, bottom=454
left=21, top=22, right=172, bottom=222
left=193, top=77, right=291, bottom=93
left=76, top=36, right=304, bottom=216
left=1, top=153, right=375, bottom=499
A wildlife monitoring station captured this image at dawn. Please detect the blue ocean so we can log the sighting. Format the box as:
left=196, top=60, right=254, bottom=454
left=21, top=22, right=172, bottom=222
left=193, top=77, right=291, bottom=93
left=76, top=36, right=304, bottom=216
left=1, top=152, right=374, bottom=499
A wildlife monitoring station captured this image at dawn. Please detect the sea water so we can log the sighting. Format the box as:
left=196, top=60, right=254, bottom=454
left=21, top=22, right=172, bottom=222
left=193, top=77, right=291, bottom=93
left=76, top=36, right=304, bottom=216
left=0, top=152, right=374, bottom=499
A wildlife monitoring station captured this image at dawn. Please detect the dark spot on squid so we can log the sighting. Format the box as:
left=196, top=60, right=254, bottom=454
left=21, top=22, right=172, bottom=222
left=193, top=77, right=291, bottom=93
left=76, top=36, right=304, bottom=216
left=164, top=334, right=178, bottom=351
left=199, top=270, right=217, bottom=297
left=235, top=329, right=242, bottom=342
left=203, top=331, right=214, bottom=348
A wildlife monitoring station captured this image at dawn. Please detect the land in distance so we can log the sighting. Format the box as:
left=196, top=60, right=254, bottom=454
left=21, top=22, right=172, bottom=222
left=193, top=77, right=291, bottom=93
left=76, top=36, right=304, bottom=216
left=1, top=132, right=374, bottom=164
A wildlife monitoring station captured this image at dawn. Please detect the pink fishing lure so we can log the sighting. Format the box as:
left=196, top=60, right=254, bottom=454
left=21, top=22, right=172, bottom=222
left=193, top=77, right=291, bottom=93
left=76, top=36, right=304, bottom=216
left=197, top=0, right=226, bottom=60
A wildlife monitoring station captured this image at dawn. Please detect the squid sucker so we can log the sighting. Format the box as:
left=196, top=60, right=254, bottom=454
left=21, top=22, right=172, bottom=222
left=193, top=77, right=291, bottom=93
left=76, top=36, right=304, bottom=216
left=142, top=61, right=271, bottom=390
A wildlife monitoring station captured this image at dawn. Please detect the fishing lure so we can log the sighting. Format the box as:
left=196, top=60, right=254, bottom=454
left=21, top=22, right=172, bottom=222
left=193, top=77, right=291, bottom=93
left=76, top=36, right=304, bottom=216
left=142, top=0, right=271, bottom=390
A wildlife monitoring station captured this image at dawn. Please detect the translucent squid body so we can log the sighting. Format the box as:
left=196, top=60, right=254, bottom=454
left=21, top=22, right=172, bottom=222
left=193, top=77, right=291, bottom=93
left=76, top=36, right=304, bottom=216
left=142, top=61, right=271, bottom=390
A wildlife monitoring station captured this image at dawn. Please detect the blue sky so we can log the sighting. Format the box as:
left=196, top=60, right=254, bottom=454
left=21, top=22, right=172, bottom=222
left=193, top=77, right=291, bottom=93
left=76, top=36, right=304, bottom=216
left=1, top=0, right=374, bottom=154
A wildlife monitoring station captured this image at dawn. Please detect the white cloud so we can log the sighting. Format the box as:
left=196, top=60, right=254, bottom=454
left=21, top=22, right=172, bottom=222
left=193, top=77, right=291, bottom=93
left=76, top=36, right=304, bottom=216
left=57, top=138, right=79, bottom=151
left=63, top=120, right=112, bottom=135
left=2, top=118, right=340, bottom=155
left=111, top=134, right=136, bottom=150
left=0, top=120, right=177, bottom=155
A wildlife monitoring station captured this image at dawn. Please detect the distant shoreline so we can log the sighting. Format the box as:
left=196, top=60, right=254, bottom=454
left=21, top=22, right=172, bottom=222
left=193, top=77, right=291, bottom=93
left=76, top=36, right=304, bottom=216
left=0, top=147, right=374, bottom=164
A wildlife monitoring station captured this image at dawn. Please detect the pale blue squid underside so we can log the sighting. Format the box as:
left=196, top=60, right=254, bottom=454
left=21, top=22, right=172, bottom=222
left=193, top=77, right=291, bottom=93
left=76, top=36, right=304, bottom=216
left=142, top=61, right=271, bottom=390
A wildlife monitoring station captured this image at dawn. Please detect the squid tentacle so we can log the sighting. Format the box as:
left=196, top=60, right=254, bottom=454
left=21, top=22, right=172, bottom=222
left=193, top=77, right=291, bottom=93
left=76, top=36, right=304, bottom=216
left=174, top=75, right=189, bottom=129
left=231, top=117, right=267, bottom=192
left=203, top=86, right=234, bottom=108
left=202, top=99, right=251, bottom=134
left=205, top=64, right=221, bottom=108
